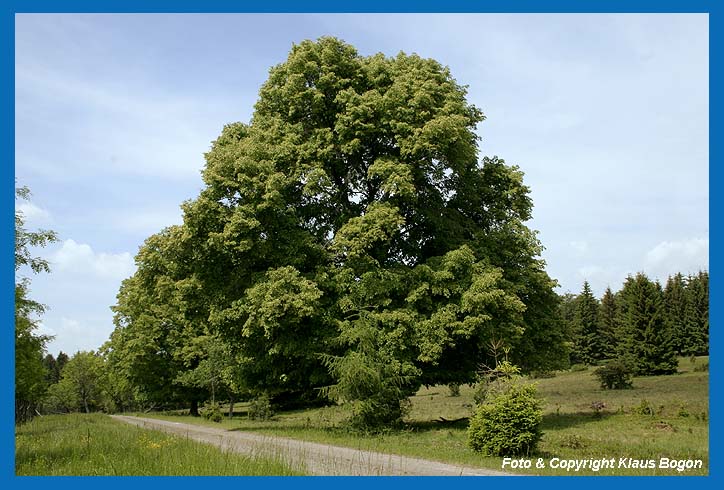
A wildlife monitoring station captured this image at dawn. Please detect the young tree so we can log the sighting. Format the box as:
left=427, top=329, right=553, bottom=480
left=15, top=186, right=58, bottom=423
left=59, top=351, right=105, bottom=413
left=616, top=273, right=678, bottom=375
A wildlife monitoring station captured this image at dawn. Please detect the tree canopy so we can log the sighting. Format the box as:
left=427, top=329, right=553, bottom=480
left=107, top=37, right=568, bottom=426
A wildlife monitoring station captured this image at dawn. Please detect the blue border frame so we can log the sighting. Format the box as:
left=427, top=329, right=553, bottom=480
left=4, top=1, right=718, bottom=488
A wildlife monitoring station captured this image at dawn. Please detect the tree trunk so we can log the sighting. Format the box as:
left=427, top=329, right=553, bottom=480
left=228, top=396, right=234, bottom=420
left=190, top=399, right=199, bottom=417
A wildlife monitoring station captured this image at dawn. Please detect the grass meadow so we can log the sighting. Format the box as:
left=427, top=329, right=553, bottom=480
left=144, top=356, right=709, bottom=475
left=15, top=412, right=304, bottom=476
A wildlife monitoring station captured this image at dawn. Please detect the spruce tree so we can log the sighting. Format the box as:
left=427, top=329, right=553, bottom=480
left=616, top=273, right=678, bottom=375
left=575, top=281, right=602, bottom=364
left=663, top=273, right=687, bottom=354
left=684, top=271, right=709, bottom=355
left=598, top=287, right=619, bottom=359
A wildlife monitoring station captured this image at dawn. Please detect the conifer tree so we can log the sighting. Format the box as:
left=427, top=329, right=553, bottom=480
left=663, top=273, right=687, bottom=354
left=616, top=273, right=677, bottom=375
left=684, top=271, right=709, bottom=355
left=574, top=281, right=602, bottom=364
left=598, top=287, right=619, bottom=359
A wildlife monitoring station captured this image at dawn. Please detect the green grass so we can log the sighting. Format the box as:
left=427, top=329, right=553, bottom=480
left=143, top=356, right=708, bottom=476
left=15, top=413, right=305, bottom=476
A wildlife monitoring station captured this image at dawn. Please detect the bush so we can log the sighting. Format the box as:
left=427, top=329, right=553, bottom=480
left=467, top=382, right=543, bottom=456
left=633, top=399, right=654, bottom=416
left=448, top=383, right=461, bottom=397
left=201, top=402, right=223, bottom=423
left=693, top=361, right=709, bottom=372
left=593, top=360, right=633, bottom=390
left=248, top=394, right=274, bottom=421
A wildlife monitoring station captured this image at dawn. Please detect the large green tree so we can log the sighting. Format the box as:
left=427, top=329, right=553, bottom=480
left=110, top=37, right=568, bottom=427
left=15, top=186, right=58, bottom=424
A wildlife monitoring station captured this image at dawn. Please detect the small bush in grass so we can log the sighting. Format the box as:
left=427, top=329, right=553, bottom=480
left=467, top=380, right=543, bottom=456
left=633, top=399, right=654, bottom=416
left=693, top=361, right=709, bottom=372
left=448, top=383, right=461, bottom=397
left=593, top=360, right=633, bottom=390
left=570, top=363, right=588, bottom=372
left=248, top=394, right=274, bottom=421
left=201, top=403, right=223, bottom=423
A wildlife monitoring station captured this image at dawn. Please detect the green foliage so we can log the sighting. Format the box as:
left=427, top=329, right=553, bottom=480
left=633, top=399, right=655, bottom=416
left=15, top=185, right=58, bottom=424
left=616, top=273, right=678, bottom=375
left=593, top=360, right=633, bottom=390
left=682, top=271, right=709, bottom=356
left=598, top=287, right=619, bottom=359
left=467, top=379, right=543, bottom=456
left=572, top=281, right=603, bottom=364
left=693, top=361, right=709, bottom=373
left=58, top=351, right=106, bottom=413
left=43, top=378, right=79, bottom=413
left=200, top=402, right=223, bottom=423
left=248, top=394, right=274, bottom=421
left=106, top=37, right=568, bottom=427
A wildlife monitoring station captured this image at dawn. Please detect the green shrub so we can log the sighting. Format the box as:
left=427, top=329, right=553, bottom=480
left=248, top=394, right=274, bottom=421
left=467, top=382, right=543, bottom=456
left=633, top=399, right=654, bottom=416
left=593, top=360, right=633, bottom=390
left=693, top=361, right=709, bottom=372
left=200, top=402, right=223, bottom=423
left=570, top=363, right=588, bottom=372
left=448, top=383, right=461, bottom=397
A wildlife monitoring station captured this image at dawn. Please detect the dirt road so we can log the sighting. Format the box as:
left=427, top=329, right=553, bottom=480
left=111, top=415, right=515, bottom=476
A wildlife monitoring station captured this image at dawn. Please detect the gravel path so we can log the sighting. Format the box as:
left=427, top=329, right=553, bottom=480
left=111, top=415, right=515, bottom=476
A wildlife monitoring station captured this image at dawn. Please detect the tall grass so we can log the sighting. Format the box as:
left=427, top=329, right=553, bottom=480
left=15, top=413, right=305, bottom=476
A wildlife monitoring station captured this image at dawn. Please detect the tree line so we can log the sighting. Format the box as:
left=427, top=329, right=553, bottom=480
left=560, top=271, right=709, bottom=375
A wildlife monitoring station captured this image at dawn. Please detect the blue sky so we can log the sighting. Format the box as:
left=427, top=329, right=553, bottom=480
left=15, top=14, right=708, bottom=356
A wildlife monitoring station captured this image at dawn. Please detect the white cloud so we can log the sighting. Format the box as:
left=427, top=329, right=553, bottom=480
left=51, top=239, right=135, bottom=279
left=644, top=237, right=709, bottom=280
left=16, top=201, right=51, bottom=224
left=39, top=317, right=110, bottom=356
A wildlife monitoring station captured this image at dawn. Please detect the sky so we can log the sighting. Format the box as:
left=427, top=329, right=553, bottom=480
left=14, top=14, right=709, bottom=356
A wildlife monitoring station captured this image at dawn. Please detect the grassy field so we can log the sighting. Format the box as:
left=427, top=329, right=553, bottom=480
left=144, top=356, right=709, bottom=475
left=15, top=413, right=305, bottom=476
